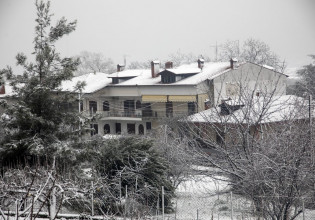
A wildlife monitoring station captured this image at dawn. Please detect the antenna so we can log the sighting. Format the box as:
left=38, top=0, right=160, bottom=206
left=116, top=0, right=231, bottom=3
left=210, top=41, right=222, bottom=61
left=123, top=54, right=130, bottom=67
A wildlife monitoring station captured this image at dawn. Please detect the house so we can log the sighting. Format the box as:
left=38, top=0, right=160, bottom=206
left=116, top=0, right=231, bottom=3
left=0, top=58, right=288, bottom=138
left=185, top=94, right=310, bottom=147
left=65, top=58, right=288, bottom=137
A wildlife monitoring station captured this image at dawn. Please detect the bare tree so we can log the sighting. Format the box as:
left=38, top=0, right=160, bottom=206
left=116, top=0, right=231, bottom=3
left=167, top=50, right=210, bottom=67
left=219, top=38, right=285, bottom=72
left=128, top=60, right=152, bottom=69
left=181, top=75, right=314, bottom=219
left=75, top=51, right=115, bottom=75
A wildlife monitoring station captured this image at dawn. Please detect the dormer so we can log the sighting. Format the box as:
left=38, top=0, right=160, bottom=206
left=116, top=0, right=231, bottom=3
left=219, top=98, right=244, bottom=115
left=159, top=68, right=201, bottom=84
left=108, top=69, right=146, bottom=84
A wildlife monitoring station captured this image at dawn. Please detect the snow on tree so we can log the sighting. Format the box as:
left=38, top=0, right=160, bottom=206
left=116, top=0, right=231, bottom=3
left=296, top=55, right=315, bottom=97
left=218, top=38, right=285, bottom=72
left=75, top=51, right=116, bottom=76
left=0, top=0, right=82, bottom=167
left=181, top=79, right=315, bottom=219
left=79, top=136, right=175, bottom=217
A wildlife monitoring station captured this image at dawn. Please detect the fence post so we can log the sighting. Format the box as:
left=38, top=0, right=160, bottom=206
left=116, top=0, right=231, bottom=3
left=162, top=186, right=165, bottom=220
left=124, top=185, right=128, bottom=220
left=91, top=181, right=94, bottom=216
left=196, top=208, right=199, bottom=220
left=230, top=191, right=233, bottom=220
left=302, top=199, right=305, bottom=220
left=15, top=200, right=18, bottom=220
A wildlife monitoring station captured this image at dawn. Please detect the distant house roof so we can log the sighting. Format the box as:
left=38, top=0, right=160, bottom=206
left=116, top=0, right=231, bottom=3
left=186, top=95, right=309, bottom=124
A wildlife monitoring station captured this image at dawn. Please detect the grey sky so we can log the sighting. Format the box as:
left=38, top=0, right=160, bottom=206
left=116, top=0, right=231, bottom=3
left=0, top=0, right=314, bottom=73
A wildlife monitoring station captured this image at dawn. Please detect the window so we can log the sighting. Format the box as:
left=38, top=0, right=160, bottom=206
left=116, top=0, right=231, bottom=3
left=138, top=124, right=144, bottom=135
left=124, top=100, right=135, bottom=117
left=112, top=78, right=119, bottom=84
left=136, top=100, right=142, bottom=109
left=79, top=100, right=83, bottom=112
left=115, top=123, right=121, bottom=134
left=103, top=101, right=110, bottom=111
left=188, top=102, right=196, bottom=115
left=146, top=122, right=152, bottom=130
left=90, top=124, right=98, bottom=136
left=142, top=103, right=152, bottom=117
left=166, top=102, right=173, bottom=117
left=104, top=124, right=110, bottom=134
left=127, top=124, right=135, bottom=134
left=161, top=73, right=175, bottom=83
left=89, top=101, right=97, bottom=114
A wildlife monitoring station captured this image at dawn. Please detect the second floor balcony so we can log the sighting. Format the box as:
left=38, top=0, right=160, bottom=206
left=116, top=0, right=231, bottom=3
left=89, top=109, right=192, bottom=120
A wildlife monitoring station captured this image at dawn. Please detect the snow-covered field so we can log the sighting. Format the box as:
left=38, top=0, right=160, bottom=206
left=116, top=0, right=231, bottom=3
left=169, top=170, right=315, bottom=220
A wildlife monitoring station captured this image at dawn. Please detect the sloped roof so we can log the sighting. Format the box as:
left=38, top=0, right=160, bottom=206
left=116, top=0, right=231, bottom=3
left=117, top=62, right=231, bottom=86
left=60, top=72, right=111, bottom=93
left=108, top=69, right=149, bottom=78
left=187, top=95, right=309, bottom=124
left=163, top=68, right=201, bottom=75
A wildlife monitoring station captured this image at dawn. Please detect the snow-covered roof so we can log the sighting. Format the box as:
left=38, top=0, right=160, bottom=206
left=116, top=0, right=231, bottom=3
left=262, top=64, right=275, bottom=70
left=116, top=62, right=231, bottom=86
left=164, top=68, right=201, bottom=75
left=173, top=62, right=230, bottom=85
left=117, top=70, right=161, bottom=86
left=108, top=69, right=147, bottom=78
left=187, top=95, right=309, bottom=124
left=60, top=72, right=111, bottom=93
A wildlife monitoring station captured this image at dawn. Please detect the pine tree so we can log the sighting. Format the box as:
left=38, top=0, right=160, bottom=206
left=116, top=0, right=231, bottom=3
left=81, top=137, right=175, bottom=215
left=0, top=0, right=81, bottom=166
left=296, top=55, right=315, bottom=96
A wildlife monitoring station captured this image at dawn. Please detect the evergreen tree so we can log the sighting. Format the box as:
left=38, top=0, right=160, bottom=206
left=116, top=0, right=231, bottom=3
left=81, top=137, right=175, bottom=215
left=0, top=0, right=81, bottom=166
left=296, top=55, right=315, bottom=96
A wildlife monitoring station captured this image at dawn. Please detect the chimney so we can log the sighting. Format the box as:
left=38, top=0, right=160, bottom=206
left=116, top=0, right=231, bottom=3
left=117, top=64, right=125, bottom=72
left=0, top=84, right=5, bottom=95
left=230, top=58, right=238, bottom=69
left=198, top=58, right=205, bottom=69
left=165, top=61, right=173, bottom=69
left=151, top=60, right=160, bottom=78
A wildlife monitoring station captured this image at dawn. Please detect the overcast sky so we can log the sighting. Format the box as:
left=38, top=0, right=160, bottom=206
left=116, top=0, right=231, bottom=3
left=0, top=0, right=314, bottom=74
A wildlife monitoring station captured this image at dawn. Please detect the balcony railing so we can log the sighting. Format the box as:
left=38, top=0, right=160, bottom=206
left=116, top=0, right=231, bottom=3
left=100, top=111, right=142, bottom=118
left=87, top=110, right=194, bottom=119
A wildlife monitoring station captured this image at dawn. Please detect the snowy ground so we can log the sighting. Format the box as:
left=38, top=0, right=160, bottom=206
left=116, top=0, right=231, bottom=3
left=3, top=168, right=315, bottom=219
left=165, top=168, right=315, bottom=220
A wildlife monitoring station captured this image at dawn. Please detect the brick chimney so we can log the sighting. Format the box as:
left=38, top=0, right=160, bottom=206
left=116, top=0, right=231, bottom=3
left=117, top=64, right=125, bottom=72
left=198, top=58, right=205, bottom=69
left=165, top=61, right=173, bottom=69
left=230, top=58, right=238, bottom=69
left=151, top=60, right=160, bottom=78
left=0, top=84, right=5, bottom=95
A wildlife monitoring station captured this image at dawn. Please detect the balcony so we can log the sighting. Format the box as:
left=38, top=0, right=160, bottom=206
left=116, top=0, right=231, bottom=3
left=87, top=110, right=191, bottom=120
left=99, top=111, right=142, bottom=119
